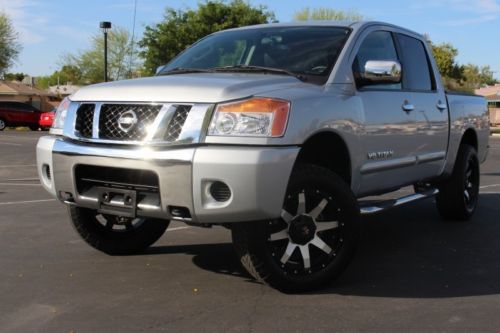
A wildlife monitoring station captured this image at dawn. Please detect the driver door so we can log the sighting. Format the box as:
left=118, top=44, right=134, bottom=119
left=353, top=30, right=422, bottom=196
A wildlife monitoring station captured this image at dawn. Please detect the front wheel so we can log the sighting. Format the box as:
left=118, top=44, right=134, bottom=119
left=436, top=144, right=480, bottom=220
left=68, top=206, right=169, bottom=255
left=232, top=164, right=360, bottom=292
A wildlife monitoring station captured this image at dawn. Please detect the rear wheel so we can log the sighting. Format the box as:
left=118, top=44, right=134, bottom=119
left=29, top=124, right=39, bottom=131
left=0, top=118, right=6, bottom=131
left=232, top=164, right=360, bottom=292
left=436, top=144, right=480, bottom=220
left=68, top=206, right=169, bottom=255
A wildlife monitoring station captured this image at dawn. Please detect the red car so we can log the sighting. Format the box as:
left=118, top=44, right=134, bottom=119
left=39, top=109, right=56, bottom=130
left=0, top=101, right=42, bottom=131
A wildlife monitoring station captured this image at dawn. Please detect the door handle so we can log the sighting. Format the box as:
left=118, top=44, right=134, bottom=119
left=436, top=100, right=447, bottom=111
left=402, top=101, right=414, bottom=113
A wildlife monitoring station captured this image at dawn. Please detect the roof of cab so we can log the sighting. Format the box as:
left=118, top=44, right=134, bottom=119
left=220, top=21, right=423, bottom=39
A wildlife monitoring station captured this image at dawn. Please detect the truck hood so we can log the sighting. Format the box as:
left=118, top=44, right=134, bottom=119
left=71, top=73, right=303, bottom=103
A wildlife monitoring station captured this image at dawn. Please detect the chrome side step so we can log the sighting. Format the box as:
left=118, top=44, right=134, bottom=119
left=359, top=188, right=439, bottom=215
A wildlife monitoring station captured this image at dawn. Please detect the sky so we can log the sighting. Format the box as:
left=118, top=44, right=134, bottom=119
left=1, top=0, right=500, bottom=79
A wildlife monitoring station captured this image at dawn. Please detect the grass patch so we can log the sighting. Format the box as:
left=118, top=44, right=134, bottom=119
left=5, top=127, right=30, bottom=131
left=491, top=127, right=500, bottom=135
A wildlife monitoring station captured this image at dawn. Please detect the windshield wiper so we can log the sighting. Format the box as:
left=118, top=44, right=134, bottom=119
left=157, top=67, right=215, bottom=76
left=213, top=65, right=307, bottom=81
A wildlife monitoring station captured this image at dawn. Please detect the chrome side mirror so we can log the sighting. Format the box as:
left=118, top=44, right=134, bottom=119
left=360, top=60, right=402, bottom=84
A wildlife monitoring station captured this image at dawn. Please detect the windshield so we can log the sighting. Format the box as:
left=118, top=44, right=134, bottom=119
left=160, top=26, right=351, bottom=84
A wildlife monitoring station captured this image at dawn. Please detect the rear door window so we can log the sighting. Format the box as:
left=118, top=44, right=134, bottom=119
left=396, top=34, right=434, bottom=91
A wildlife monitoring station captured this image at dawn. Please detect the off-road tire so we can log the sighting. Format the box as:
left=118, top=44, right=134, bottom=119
left=436, top=144, right=480, bottom=221
left=231, top=163, right=360, bottom=292
left=69, top=206, right=169, bottom=255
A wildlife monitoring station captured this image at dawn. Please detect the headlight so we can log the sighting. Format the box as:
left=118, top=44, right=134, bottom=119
left=50, top=96, right=71, bottom=135
left=208, top=98, right=290, bottom=137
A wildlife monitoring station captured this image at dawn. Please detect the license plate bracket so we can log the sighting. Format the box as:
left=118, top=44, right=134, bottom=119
left=96, top=187, right=137, bottom=217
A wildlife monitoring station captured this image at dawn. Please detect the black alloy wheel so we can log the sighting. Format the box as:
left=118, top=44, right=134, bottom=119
left=232, top=163, right=360, bottom=292
left=436, top=144, right=480, bottom=221
left=69, top=206, right=169, bottom=255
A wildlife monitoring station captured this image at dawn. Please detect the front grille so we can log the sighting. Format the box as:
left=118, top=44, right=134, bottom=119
left=75, top=104, right=95, bottom=138
left=165, top=105, right=190, bottom=141
left=73, top=103, right=194, bottom=143
left=99, top=104, right=162, bottom=141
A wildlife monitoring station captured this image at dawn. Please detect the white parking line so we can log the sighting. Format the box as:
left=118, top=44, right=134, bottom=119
left=0, top=199, right=56, bottom=206
left=0, top=142, right=22, bottom=146
left=0, top=183, right=41, bottom=186
left=480, top=184, right=500, bottom=189
left=0, top=164, right=36, bottom=168
left=5, top=178, right=39, bottom=181
left=0, top=134, right=40, bottom=140
left=167, top=226, right=191, bottom=232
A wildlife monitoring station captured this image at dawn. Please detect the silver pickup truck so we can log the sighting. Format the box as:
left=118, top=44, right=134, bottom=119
left=37, top=21, right=489, bottom=292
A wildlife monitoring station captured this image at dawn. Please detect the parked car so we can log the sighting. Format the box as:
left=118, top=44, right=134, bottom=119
left=39, top=108, right=56, bottom=130
left=37, top=21, right=489, bottom=292
left=0, top=101, right=42, bottom=131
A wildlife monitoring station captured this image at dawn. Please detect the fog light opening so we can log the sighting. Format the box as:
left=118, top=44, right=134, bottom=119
left=42, top=164, right=51, bottom=181
left=209, top=181, right=231, bottom=202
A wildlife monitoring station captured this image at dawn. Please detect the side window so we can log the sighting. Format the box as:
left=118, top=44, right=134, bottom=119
left=396, top=34, right=433, bottom=91
left=14, top=103, right=27, bottom=112
left=14, top=103, right=32, bottom=112
left=353, top=31, right=401, bottom=90
left=7, top=102, right=18, bottom=110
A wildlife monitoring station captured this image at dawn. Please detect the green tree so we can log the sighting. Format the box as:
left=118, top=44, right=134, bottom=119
left=428, top=42, right=462, bottom=80
left=427, top=39, right=497, bottom=92
left=138, top=0, right=275, bottom=75
left=36, top=65, right=83, bottom=89
left=293, top=7, right=363, bottom=21
left=3, top=72, right=27, bottom=81
left=0, top=12, right=22, bottom=76
left=61, top=26, right=137, bottom=84
left=461, top=64, right=496, bottom=90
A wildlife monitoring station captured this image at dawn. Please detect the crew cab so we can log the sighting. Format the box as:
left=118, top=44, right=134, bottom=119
left=37, top=21, right=489, bottom=292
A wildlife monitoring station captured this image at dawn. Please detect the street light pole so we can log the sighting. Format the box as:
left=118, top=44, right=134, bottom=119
left=99, top=21, right=112, bottom=82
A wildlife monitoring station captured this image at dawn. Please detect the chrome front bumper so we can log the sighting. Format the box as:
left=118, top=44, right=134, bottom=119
left=37, top=136, right=299, bottom=223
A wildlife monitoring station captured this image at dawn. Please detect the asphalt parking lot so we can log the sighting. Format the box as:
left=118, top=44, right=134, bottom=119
left=1, top=131, right=500, bottom=332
